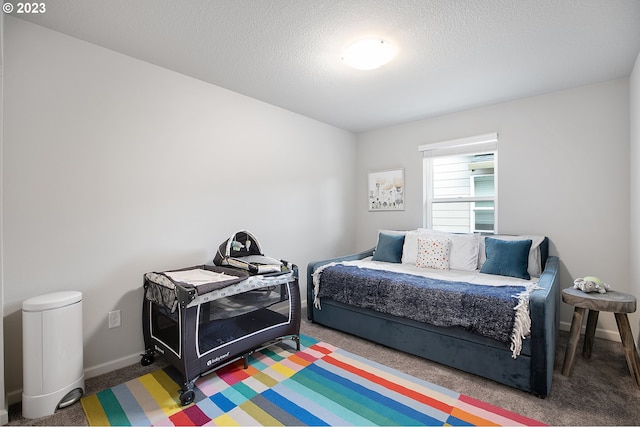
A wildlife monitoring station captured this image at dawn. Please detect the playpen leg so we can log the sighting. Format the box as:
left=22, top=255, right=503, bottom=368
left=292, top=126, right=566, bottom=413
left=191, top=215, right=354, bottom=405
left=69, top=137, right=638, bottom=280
left=180, top=389, right=195, bottom=406
left=179, top=381, right=196, bottom=406
left=140, top=349, right=155, bottom=366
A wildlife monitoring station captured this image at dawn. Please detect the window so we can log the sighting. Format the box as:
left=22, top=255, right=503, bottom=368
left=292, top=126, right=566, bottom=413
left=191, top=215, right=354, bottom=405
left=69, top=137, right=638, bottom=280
left=419, top=134, right=498, bottom=233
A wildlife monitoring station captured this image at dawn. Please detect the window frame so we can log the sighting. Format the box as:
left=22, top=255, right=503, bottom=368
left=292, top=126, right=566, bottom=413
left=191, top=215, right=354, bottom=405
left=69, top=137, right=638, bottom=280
left=419, top=133, right=498, bottom=233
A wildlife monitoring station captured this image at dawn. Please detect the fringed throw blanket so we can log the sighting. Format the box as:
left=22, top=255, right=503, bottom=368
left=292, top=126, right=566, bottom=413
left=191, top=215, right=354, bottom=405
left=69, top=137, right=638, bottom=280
left=314, top=264, right=539, bottom=358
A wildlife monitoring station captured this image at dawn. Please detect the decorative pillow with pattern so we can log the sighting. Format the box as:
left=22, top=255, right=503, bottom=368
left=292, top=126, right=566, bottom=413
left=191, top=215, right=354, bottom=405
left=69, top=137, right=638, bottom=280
left=416, top=237, right=451, bottom=270
left=417, top=229, right=479, bottom=271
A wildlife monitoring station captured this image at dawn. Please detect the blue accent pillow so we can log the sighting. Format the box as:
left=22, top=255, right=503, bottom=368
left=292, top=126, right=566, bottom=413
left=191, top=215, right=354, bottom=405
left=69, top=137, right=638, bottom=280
left=372, top=233, right=405, bottom=263
left=480, top=237, right=532, bottom=280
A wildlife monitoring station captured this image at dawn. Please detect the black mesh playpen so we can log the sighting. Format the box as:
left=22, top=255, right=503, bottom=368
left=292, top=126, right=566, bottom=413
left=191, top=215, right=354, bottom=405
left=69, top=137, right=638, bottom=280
left=141, top=231, right=301, bottom=405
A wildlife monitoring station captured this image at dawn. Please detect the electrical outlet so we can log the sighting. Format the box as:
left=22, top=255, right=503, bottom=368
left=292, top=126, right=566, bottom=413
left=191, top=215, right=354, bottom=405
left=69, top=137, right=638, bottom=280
left=108, top=310, right=121, bottom=329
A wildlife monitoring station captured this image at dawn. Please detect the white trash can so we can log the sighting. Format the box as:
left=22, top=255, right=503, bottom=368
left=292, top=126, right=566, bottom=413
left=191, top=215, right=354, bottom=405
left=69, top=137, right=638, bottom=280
left=22, top=291, right=85, bottom=419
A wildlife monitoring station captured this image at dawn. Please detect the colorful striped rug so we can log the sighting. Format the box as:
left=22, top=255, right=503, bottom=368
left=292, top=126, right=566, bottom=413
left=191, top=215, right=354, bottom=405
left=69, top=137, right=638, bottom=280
left=81, top=335, right=545, bottom=426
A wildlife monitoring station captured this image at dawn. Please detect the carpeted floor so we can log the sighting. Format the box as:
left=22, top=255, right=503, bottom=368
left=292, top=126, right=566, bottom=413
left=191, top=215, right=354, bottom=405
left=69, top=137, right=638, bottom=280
left=7, top=319, right=640, bottom=426
left=80, top=335, right=543, bottom=426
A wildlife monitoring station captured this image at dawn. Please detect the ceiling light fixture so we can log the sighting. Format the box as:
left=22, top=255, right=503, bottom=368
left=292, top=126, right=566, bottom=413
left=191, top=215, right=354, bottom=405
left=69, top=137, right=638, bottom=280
left=342, top=38, right=395, bottom=70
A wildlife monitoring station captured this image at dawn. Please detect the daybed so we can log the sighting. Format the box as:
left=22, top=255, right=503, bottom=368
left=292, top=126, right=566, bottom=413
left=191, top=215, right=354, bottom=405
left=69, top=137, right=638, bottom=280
left=307, top=230, right=560, bottom=397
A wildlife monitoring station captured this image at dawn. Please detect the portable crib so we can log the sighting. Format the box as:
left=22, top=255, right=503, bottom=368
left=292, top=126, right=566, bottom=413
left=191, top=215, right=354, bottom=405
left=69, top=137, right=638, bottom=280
left=141, top=260, right=301, bottom=405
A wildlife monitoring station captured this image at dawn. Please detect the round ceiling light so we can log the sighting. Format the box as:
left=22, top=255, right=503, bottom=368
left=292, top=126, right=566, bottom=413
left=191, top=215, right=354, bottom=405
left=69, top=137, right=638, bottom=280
left=342, top=38, right=395, bottom=70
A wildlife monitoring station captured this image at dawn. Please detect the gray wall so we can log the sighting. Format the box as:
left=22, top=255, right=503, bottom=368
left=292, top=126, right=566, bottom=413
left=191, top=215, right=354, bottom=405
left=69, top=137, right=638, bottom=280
left=2, top=17, right=357, bottom=400
left=355, top=78, right=632, bottom=340
left=631, top=52, right=640, bottom=351
left=0, top=11, right=6, bottom=426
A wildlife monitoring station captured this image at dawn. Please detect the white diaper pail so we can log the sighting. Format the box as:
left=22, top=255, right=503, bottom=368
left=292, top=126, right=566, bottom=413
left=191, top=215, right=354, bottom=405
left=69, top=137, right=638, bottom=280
left=22, top=291, right=84, bottom=419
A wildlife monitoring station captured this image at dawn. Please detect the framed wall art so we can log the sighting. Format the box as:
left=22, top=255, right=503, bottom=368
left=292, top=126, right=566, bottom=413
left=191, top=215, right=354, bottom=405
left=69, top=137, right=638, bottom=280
left=368, top=168, right=404, bottom=211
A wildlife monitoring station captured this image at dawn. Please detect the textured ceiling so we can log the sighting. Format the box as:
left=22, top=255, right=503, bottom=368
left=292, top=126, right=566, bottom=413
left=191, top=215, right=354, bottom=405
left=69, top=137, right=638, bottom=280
left=13, top=0, right=640, bottom=133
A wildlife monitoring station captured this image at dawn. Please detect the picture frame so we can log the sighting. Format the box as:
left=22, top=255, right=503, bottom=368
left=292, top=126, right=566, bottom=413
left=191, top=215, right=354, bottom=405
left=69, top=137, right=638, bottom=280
left=368, top=168, right=405, bottom=211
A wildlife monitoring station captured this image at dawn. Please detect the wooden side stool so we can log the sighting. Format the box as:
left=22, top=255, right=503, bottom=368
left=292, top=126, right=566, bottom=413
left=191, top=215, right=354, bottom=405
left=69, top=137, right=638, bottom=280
left=561, top=287, right=640, bottom=389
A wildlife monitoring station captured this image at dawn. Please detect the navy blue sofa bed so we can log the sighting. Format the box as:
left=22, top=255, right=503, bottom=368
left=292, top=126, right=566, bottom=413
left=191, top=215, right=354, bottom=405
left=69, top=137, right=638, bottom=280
left=307, top=234, right=560, bottom=397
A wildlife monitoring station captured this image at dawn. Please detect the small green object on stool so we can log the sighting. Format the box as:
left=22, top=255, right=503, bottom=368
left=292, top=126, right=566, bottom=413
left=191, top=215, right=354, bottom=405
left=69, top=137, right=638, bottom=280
left=573, top=276, right=610, bottom=293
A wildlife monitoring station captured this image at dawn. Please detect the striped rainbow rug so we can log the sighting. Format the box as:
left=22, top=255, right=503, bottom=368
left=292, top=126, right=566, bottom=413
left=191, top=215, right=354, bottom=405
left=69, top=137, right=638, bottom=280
left=81, top=335, right=545, bottom=426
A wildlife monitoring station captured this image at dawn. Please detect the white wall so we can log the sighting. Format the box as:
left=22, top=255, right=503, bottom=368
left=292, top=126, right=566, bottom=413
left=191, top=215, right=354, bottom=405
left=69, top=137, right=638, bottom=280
left=631, top=51, right=640, bottom=344
left=356, top=79, right=632, bottom=340
left=2, top=17, right=356, bottom=400
left=0, top=11, right=6, bottom=427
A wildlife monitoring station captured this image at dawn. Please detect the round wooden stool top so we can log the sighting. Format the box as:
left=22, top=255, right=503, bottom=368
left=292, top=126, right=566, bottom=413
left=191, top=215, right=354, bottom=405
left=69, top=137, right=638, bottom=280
left=562, top=288, right=636, bottom=313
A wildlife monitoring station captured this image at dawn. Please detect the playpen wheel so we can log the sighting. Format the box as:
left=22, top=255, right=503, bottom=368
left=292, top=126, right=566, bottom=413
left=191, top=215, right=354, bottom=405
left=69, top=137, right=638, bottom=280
left=140, top=354, right=155, bottom=366
left=180, top=390, right=195, bottom=406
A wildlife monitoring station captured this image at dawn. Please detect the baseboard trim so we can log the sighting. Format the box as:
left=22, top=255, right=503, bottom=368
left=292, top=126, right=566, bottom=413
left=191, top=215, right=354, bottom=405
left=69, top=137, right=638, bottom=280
left=83, top=352, right=143, bottom=380
left=6, top=352, right=142, bottom=406
left=559, top=320, right=621, bottom=342
left=6, top=390, right=19, bottom=407
left=0, top=408, right=8, bottom=425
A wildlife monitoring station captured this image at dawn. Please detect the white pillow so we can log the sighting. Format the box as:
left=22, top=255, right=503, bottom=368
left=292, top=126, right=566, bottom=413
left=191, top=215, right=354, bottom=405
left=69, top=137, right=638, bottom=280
left=417, top=229, right=480, bottom=271
left=416, top=237, right=450, bottom=270
left=478, top=234, right=545, bottom=277
left=401, top=230, right=423, bottom=265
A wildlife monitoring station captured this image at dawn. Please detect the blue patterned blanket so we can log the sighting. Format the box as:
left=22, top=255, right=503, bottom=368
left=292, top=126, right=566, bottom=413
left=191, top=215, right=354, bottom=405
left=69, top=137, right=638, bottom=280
left=315, top=264, right=533, bottom=355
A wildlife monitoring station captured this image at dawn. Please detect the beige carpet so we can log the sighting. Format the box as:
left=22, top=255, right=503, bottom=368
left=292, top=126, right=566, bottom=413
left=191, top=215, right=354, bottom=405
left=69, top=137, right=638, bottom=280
left=8, top=319, right=640, bottom=426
